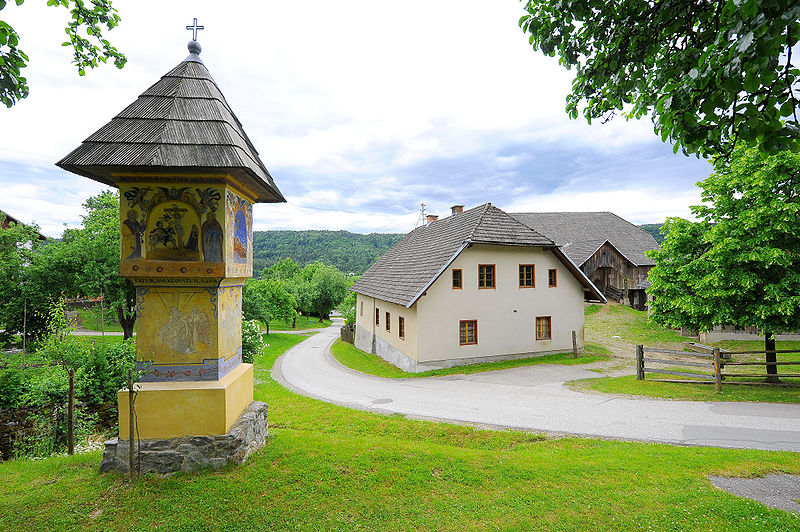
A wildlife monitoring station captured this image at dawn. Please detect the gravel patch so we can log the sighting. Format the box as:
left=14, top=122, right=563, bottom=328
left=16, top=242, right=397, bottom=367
left=709, top=474, right=800, bottom=513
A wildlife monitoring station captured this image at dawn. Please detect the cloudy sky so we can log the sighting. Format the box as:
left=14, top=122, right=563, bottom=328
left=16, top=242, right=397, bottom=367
left=1, top=0, right=712, bottom=237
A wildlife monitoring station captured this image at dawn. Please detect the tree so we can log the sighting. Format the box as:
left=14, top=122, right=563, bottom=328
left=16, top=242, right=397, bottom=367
left=25, top=191, right=137, bottom=340
left=0, top=212, right=45, bottom=345
left=242, top=278, right=296, bottom=335
left=647, top=145, right=800, bottom=381
left=519, top=1, right=800, bottom=157
left=1, top=0, right=126, bottom=107
left=308, top=263, right=349, bottom=322
left=261, top=257, right=300, bottom=281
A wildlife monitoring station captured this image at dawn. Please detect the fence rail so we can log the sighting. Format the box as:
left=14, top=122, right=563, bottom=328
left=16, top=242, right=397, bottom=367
left=635, top=345, right=800, bottom=391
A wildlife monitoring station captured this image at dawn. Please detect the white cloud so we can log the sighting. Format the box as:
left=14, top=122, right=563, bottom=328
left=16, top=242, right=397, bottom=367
left=0, top=0, right=707, bottom=236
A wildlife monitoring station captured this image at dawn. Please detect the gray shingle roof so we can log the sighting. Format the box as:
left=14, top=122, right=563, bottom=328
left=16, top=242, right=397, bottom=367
left=57, top=47, right=284, bottom=203
left=351, top=204, right=558, bottom=307
left=510, top=212, right=658, bottom=266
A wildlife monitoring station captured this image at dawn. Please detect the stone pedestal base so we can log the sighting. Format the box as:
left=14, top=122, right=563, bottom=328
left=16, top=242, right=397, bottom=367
left=100, top=400, right=268, bottom=475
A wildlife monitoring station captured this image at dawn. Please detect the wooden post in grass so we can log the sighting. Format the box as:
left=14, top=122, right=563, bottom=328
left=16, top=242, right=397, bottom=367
left=68, top=369, right=75, bottom=455
left=128, top=368, right=135, bottom=478
left=571, top=330, right=578, bottom=359
left=636, top=345, right=644, bottom=380
left=713, top=347, right=722, bottom=393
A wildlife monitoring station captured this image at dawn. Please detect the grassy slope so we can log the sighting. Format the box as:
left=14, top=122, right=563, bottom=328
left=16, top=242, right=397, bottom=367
left=330, top=339, right=611, bottom=379
left=580, top=304, right=800, bottom=403
left=2, top=333, right=800, bottom=530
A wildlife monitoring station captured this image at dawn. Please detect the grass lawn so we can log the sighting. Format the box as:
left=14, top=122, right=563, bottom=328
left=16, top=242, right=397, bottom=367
left=78, top=335, right=126, bottom=346
left=572, top=335, right=800, bottom=403
left=263, top=317, right=333, bottom=331
left=330, top=339, right=612, bottom=379
left=568, top=375, right=800, bottom=404
left=585, top=303, right=688, bottom=347
left=3, top=336, right=800, bottom=530
left=76, top=309, right=126, bottom=333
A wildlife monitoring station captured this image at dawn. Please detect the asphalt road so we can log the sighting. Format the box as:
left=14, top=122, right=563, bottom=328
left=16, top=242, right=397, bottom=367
left=272, top=320, right=800, bottom=452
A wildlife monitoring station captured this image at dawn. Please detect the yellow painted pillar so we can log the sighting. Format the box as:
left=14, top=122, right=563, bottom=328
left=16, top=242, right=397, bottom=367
left=115, top=178, right=257, bottom=439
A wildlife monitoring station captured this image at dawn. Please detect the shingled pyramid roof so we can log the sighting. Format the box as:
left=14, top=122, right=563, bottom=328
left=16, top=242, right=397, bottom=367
left=57, top=42, right=284, bottom=203
left=351, top=203, right=603, bottom=307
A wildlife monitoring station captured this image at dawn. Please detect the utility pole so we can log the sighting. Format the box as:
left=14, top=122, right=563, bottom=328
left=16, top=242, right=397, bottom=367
left=415, top=203, right=427, bottom=228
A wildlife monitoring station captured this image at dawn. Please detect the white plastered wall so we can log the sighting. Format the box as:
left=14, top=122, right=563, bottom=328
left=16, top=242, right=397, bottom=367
left=354, top=293, right=418, bottom=367
left=415, top=244, right=585, bottom=363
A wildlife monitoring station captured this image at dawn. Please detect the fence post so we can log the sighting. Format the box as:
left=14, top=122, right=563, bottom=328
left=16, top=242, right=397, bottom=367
left=128, top=368, right=135, bottom=478
left=68, top=369, right=74, bottom=455
left=636, top=345, right=644, bottom=380
left=571, top=330, right=578, bottom=359
left=713, top=347, right=721, bottom=393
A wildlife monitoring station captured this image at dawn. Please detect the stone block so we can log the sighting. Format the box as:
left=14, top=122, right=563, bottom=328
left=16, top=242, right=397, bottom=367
left=99, top=401, right=268, bottom=475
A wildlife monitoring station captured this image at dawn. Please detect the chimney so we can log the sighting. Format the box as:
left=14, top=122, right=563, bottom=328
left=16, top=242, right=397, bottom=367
left=451, top=205, right=464, bottom=216
left=426, top=214, right=439, bottom=224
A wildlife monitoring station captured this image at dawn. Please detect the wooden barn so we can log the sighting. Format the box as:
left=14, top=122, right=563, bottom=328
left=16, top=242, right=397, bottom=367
left=511, top=212, right=659, bottom=310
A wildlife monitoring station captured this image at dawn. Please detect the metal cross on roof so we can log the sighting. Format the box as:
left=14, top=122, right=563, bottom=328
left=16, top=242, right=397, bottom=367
left=186, top=18, right=204, bottom=41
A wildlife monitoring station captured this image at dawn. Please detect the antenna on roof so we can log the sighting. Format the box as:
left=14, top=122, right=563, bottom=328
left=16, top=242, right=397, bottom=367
left=415, top=203, right=427, bottom=228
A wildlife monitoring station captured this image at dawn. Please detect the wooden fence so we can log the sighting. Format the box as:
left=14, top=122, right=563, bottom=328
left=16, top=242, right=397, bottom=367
left=636, top=345, right=800, bottom=391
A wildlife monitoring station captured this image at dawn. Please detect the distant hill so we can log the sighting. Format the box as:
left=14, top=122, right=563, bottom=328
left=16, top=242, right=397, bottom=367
left=252, top=225, right=667, bottom=274
left=252, top=230, right=405, bottom=275
left=639, top=223, right=665, bottom=244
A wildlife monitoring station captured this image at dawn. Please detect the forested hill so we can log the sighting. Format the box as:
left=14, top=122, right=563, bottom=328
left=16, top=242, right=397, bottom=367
left=252, top=230, right=405, bottom=275
left=639, top=223, right=665, bottom=244
left=253, top=224, right=665, bottom=274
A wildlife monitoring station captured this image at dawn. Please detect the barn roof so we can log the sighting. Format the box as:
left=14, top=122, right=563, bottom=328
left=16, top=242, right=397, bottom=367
left=57, top=42, right=284, bottom=203
left=351, top=203, right=605, bottom=307
left=510, top=212, right=658, bottom=267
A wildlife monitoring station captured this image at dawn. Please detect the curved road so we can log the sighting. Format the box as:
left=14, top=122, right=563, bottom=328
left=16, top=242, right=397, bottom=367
left=272, top=320, right=800, bottom=452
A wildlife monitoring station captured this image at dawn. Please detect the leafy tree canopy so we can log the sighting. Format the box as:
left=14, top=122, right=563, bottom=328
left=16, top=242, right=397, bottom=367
left=647, top=145, right=800, bottom=378
left=0, top=211, right=44, bottom=344
left=242, top=278, right=297, bottom=331
left=23, top=191, right=137, bottom=340
left=1, top=0, right=126, bottom=107
left=519, top=1, right=800, bottom=157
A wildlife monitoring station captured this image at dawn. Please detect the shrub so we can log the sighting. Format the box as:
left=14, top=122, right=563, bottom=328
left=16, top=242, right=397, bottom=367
left=241, top=319, right=265, bottom=364
left=0, top=368, right=24, bottom=407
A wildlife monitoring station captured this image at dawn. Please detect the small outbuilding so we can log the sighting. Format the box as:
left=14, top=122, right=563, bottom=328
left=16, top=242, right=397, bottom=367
left=351, top=203, right=605, bottom=372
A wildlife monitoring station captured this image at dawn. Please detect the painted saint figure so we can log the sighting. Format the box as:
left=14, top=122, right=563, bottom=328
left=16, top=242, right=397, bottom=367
left=202, top=212, right=223, bottom=262
left=122, top=209, right=144, bottom=259
left=186, top=225, right=199, bottom=252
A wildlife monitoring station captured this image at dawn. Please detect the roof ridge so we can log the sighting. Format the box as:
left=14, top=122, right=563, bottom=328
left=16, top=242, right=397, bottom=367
left=465, top=203, right=491, bottom=241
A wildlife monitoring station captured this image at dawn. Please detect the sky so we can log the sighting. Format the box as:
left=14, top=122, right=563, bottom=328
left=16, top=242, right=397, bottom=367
left=1, top=0, right=713, bottom=238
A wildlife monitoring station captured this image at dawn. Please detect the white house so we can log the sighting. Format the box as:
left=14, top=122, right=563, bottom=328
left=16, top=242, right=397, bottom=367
left=351, top=203, right=606, bottom=372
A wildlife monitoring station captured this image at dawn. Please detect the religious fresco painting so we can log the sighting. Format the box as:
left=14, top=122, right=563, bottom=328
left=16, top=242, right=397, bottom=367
left=120, top=184, right=226, bottom=265
left=158, top=304, right=211, bottom=355
left=225, top=190, right=254, bottom=277
left=135, top=287, right=219, bottom=364
left=122, top=209, right=145, bottom=259
left=217, top=284, right=243, bottom=360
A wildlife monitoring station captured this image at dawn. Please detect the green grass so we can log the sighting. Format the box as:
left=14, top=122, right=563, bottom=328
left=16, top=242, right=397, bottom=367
left=76, top=309, right=125, bottom=333
left=586, top=303, right=688, bottom=347
left=77, top=335, right=126, bottom=346
left=329, top=339, right=615, bottom=379
left=2, top=334, right=800, bottom=530
left=262, top=317, right=333, bottom=331
left=569, top=375, right=800, bottom=404
left=584, top=304, right=602, bottom=316
left=713, top=340, right=800, bottom=353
